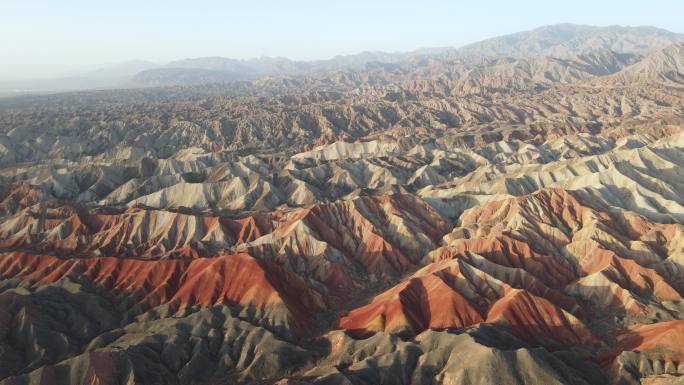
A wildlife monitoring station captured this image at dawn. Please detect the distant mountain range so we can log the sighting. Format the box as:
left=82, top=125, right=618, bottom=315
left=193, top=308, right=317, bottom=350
left=457, top=23, right=682, bottom=58
left=2, top=23, right=681, bottom=94
left=131, top=24, right=684, bottom=87
left=131, top=51, right=419, bottom=86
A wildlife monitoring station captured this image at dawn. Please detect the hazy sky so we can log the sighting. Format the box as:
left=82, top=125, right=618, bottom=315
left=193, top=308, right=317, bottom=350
left=2, top=0, right=683, bottom=81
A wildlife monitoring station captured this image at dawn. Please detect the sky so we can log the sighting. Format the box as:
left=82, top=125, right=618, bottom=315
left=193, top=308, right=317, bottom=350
left=2, top=0, right=683, bottom=81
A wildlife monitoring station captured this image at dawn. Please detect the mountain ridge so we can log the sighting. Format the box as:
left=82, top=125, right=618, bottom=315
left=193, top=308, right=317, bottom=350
left=4, top=23, right=682, bottom=93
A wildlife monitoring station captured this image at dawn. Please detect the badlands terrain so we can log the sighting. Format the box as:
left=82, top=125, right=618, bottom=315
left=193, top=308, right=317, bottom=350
left=1, top=24, right=684, bottom=385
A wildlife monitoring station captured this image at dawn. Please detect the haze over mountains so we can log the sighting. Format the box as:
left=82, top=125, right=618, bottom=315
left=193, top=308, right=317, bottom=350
left=2, top=22, right=684, bottom=385
left=2, top=23, right=682, bottom=94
